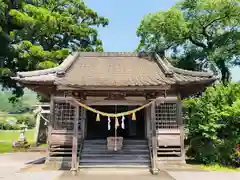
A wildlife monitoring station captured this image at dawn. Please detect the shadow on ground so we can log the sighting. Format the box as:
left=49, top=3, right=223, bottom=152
left=25, top=157, right=46, bottom=165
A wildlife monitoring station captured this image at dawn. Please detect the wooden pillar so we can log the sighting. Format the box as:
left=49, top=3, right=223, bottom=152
left=144, top=107, right=148, bottom=139
left=71, top=102, right=79, bottom=175
left=146, top=106, right=151, bottom=139
left=80, top=107, right=86, bottom=139
left=177, top=95, right=185, bottom=162
left=47, top=95, right=54, bottom=152
left=150, top=102, right=158, bottom=174
left=34, top=109, right=41, bottom=145
left=83, top=108, right=87, bottom=139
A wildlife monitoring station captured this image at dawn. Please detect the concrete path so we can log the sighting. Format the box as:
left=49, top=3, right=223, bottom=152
left=57, top=170, right=175, bottom=180
left=0, top=152, right=62, bottom=180
left=0, top=152, right=240, bottom=180
left=55, top=169, right=240, bottom=180
left=168, top=171, right=240, bottom=180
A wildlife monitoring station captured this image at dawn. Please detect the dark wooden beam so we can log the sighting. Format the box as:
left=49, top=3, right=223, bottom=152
left=71, top=102, right=79, bottom=175
left=80, top=107, right=86, bottom=139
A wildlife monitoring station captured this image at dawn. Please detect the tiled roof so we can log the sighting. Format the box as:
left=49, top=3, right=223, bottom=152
left=12, top=52, right=217, bottom=87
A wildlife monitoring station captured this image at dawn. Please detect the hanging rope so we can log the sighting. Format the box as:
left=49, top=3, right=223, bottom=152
left=70, top=98, right=155, bottom=118
left=39, top=113, right=49, bottom=125
left=34, top=106, right=49, bottom=125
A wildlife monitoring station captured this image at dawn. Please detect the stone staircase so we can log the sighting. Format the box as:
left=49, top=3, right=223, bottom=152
left=79, top=139, right=150, bottom=168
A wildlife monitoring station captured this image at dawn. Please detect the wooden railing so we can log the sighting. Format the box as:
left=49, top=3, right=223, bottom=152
left=70, top=99, right=86, bottom=175
left=77, top=138, right=84, bottom=166
left=71, top=100, right=80, bottom=174
left=148, top=130, right=153, bottom=170
left=71, top=102, right=79, bottom=175
left=148, top=103, right=158, bottom=174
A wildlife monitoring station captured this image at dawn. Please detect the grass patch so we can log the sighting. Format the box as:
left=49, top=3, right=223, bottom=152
left=0, top=142, right=12, bottom=153
left=0, top=129, right=35, bottom=143
left=0, top=129, right=48, bottom=153
left=0, top=129, right=36, bottom=153
left=39, top=143, right=48, bottom=147
left=200, top=164, right=240, bottom=172
left=186, top=159, right=240, bottom=172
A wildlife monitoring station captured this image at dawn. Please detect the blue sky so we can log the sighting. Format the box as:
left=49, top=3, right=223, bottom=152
left=86, top=0, right=240, bottom=82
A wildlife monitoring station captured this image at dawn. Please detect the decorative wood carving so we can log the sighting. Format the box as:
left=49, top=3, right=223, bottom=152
left=64, top=91, right=73, bottom=97
left=146, top=92, right=157, bottom=99
left=63, top=91, right=86, bottom=101
left=105, top=92, right=126, bottom=100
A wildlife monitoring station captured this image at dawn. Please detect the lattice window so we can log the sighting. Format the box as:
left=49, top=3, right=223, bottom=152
left=53, top=102, right=76, bottom=130
left=155, top=103, right=178, bottom=129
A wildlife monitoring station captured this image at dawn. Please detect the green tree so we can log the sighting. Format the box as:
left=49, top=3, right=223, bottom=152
left=0, top=0, right=108, bottom=99
left=137, top=0, right=240, bottom=83
left=183, top=83, right=240, bottom=166
left=0, top=87, right=38, bottom=112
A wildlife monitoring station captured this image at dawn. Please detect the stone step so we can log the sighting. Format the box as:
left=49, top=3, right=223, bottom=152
left=80, top=158, right=150, bottom=163
left=79, top=163, right=150, bottom=168
left=82, top=148, right=149, bottom=153
left=157, top=157, right=185, bottom=161
left=80, top=139, right=150, bottom=167
left=83, top=143, right=148, bottom=147
left=78, top=167, right=150, bottom=174
left=45, top=160, right=71, bottom=170
left=84, top=140, right=147, bottom=145
left=50, top=151, right=80, bottom=156
left=82, top=146, right=148, bottom=151
left=84, top=139, right=147, bottom=142
left=47, top=156, right=72, bottom=161
left=81, top=154, right=149, bottom=158
left=157, top=152, right=181, bottom=155
left=157, top=148, right=181, bottom=151
left=83, top=142, right=148, bottom=148
left=81, top=155, right=149, bottom=160
left=50, top=147, right=72, bottom=151
left=84, top=140, right=148, bottom=143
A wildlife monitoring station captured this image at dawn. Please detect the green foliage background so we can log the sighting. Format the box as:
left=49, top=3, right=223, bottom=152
left=0, top=88, right=38, bottom=112
left=137, top=0, right=240, bottom=83
left=0, top=0, right=108, bottom=99
left=0, top=86, right=38, bottom=130
left=183, top=83, right=240, bottom=166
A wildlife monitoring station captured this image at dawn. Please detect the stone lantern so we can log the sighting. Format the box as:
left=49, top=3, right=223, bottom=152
left=19, top=123, right=27, bottom=142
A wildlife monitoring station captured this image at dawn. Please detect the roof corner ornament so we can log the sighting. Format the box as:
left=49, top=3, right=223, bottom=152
left=164, top=89, right=167, bottom=98
left=200, top=59, right=222, bottom=83
left=155, top=53, right=174, bottom=77
left=56, top=70, right=65, bottom=77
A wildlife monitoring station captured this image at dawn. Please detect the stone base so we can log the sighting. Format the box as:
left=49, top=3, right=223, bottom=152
left=107, top=137, right=123, bottom=151
left=150, top=168, right=159, bottom=175
left=12, top=139, right=30, bottom=151
left=157, top=158, right=189, bottom=170
left=44, top=157, right=72, bottom=170
left=70, top=168, right=78, bottom=176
